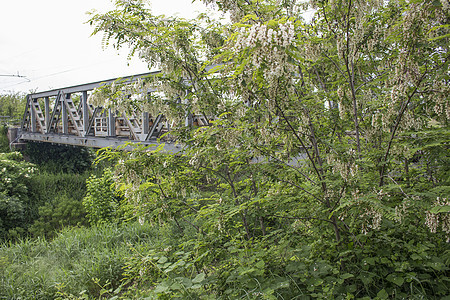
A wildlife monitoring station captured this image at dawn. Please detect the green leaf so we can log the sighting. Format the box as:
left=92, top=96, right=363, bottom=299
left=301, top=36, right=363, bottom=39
left=153, top=283, right=169, bottom=294
left=411, top=253, right=422, bottom=260
left=340, top=273, right=354, bottom=280
left=358, top=273, right=373, bottom=285
left=429, top=205, right=450, bottom=213
left=190, top=284, right=202, bottom=289
left=428, top=33, right=450, bottom=41
left=362, top=257, right=377, bottom=266
left=346, top=284, right=357, bottom=293
left=192, top=272, right=206, bottom=283
left=157, top=256, right=168, bottom=264
left=170, top=282, right=183, bottom=291
left=255, top=260, right=265, bottom=269
left=154, top=143, right=165, bottom=153
left=386, top=273, right=404, bottom=286
left=377, top=289, right=389, bottom=299
left=425, top=261, right=446, bottom=271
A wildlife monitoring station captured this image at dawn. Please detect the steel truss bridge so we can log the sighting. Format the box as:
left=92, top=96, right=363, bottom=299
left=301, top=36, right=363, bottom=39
left=18, top=72, right=208, bottom=151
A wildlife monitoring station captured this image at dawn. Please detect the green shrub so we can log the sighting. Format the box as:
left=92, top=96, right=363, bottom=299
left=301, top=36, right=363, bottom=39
left=0, top=152, right=36, bottom=240
left=27, top=171, right=90, bottom=238
left=28, top=193, right=87, bottom=238
left=2, top=148, right=93, bottom=240
left=0, top=92, right=26, bottom=121
left=83, top=168, right=132, bottom=225
left=28, top=171, right=90, bottom=208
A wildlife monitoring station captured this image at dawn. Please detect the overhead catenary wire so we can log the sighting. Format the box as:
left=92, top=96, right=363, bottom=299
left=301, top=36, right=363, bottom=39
left=0, top=55, right=139, bottom=91
left=0, top=73, right=30, bottom=83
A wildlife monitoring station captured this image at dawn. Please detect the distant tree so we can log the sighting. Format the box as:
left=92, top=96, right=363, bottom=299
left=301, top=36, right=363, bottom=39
left=0, top=92, right=26, bottom=122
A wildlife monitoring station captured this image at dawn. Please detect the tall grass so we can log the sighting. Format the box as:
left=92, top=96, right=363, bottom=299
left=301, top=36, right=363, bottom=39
left=0, top=222, right=163, bottom=299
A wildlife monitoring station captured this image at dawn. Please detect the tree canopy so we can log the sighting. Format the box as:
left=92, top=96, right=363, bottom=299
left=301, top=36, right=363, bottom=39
left=85, top=0, right=449, bottom=297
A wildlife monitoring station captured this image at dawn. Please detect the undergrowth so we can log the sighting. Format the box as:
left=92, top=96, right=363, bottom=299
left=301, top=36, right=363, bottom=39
left=0, top=222, right=167, bottom=299
left=1, top=219, right=448, bottom=299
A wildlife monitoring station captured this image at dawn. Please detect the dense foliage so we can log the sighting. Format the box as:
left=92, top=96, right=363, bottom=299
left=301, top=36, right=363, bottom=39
left=0, top=125, right=10, bottom=152
left=0, top=128, right=92, bottom=240
left=83, top=168, right=131, bottom=225
left=0, top=223, right=173, bottom=299
left=0, top=150, right=90, bottom=240
left=25, top=142, right=94, bottom=174
left=27, top=171, right=90, bottom=238
left=79, top=0, right=450, bottom=298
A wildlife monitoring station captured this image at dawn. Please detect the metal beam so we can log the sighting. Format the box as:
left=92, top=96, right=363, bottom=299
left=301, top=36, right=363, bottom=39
left=107, top=109, right=116, bottom=137
left=86, top=107, right=100, bottom=136
left=62, top=93, right=69, bottom=134
left=44, top=97, right=50, bottom=130
left=19, top=132, right=182, bottom=152
left=142, top=112, right=149, bottom=138
left=82, top=91, right=89, bottom=136
left=30, top=101, right=36, bottom=132
left=146, top=114, right=163, bottom=141
left=20, top=96, right=31, bottom=131
left=29, top=71, right=160, bottom=99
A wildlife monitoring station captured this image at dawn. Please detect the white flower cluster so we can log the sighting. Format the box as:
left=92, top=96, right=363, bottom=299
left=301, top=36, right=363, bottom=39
left=200, top=0, right=243, bottom=22
left=326, top=149, right=359, bottom=182
left=405, top=111, right=424, bottom=131
left=229, top=20, right=297, bottom=100
left=425, top=197, right=450, bottom=242
left=394, top=198, right=415, bottom=223
left=89, top=81, right=121, bottom=109
left=360, top=207, right=383, bottom=235
left=233, top=20, right=295, bottom=52
left=432, top=81, right=450, bottom=121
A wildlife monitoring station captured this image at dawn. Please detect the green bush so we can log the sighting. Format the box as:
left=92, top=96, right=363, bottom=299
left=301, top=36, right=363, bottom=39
left=28, top=194, right=87, bottom=238
left=83, top=168, right=132, bottom=226
left=0, top=156, right=90, bottom=240
left=0, top=152, right=36, bottom=240
left=28, top=171, right=89, bottom=207
left=1, top=217, right=448, bottom=299
left=27, top=171, right=90, bottom=238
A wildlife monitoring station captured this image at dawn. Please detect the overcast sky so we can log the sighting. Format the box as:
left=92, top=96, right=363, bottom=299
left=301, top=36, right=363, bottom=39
left=0, top=0, right=209, bottom=94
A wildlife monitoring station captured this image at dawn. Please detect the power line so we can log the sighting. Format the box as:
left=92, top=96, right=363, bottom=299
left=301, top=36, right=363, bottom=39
left=0, top=73, right=30, bottom=82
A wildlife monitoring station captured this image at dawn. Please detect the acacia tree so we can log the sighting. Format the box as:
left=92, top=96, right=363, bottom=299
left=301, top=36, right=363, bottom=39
left=90, top=0, right=449, bottom=241
left=89, top=0, right=449, bottom=297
